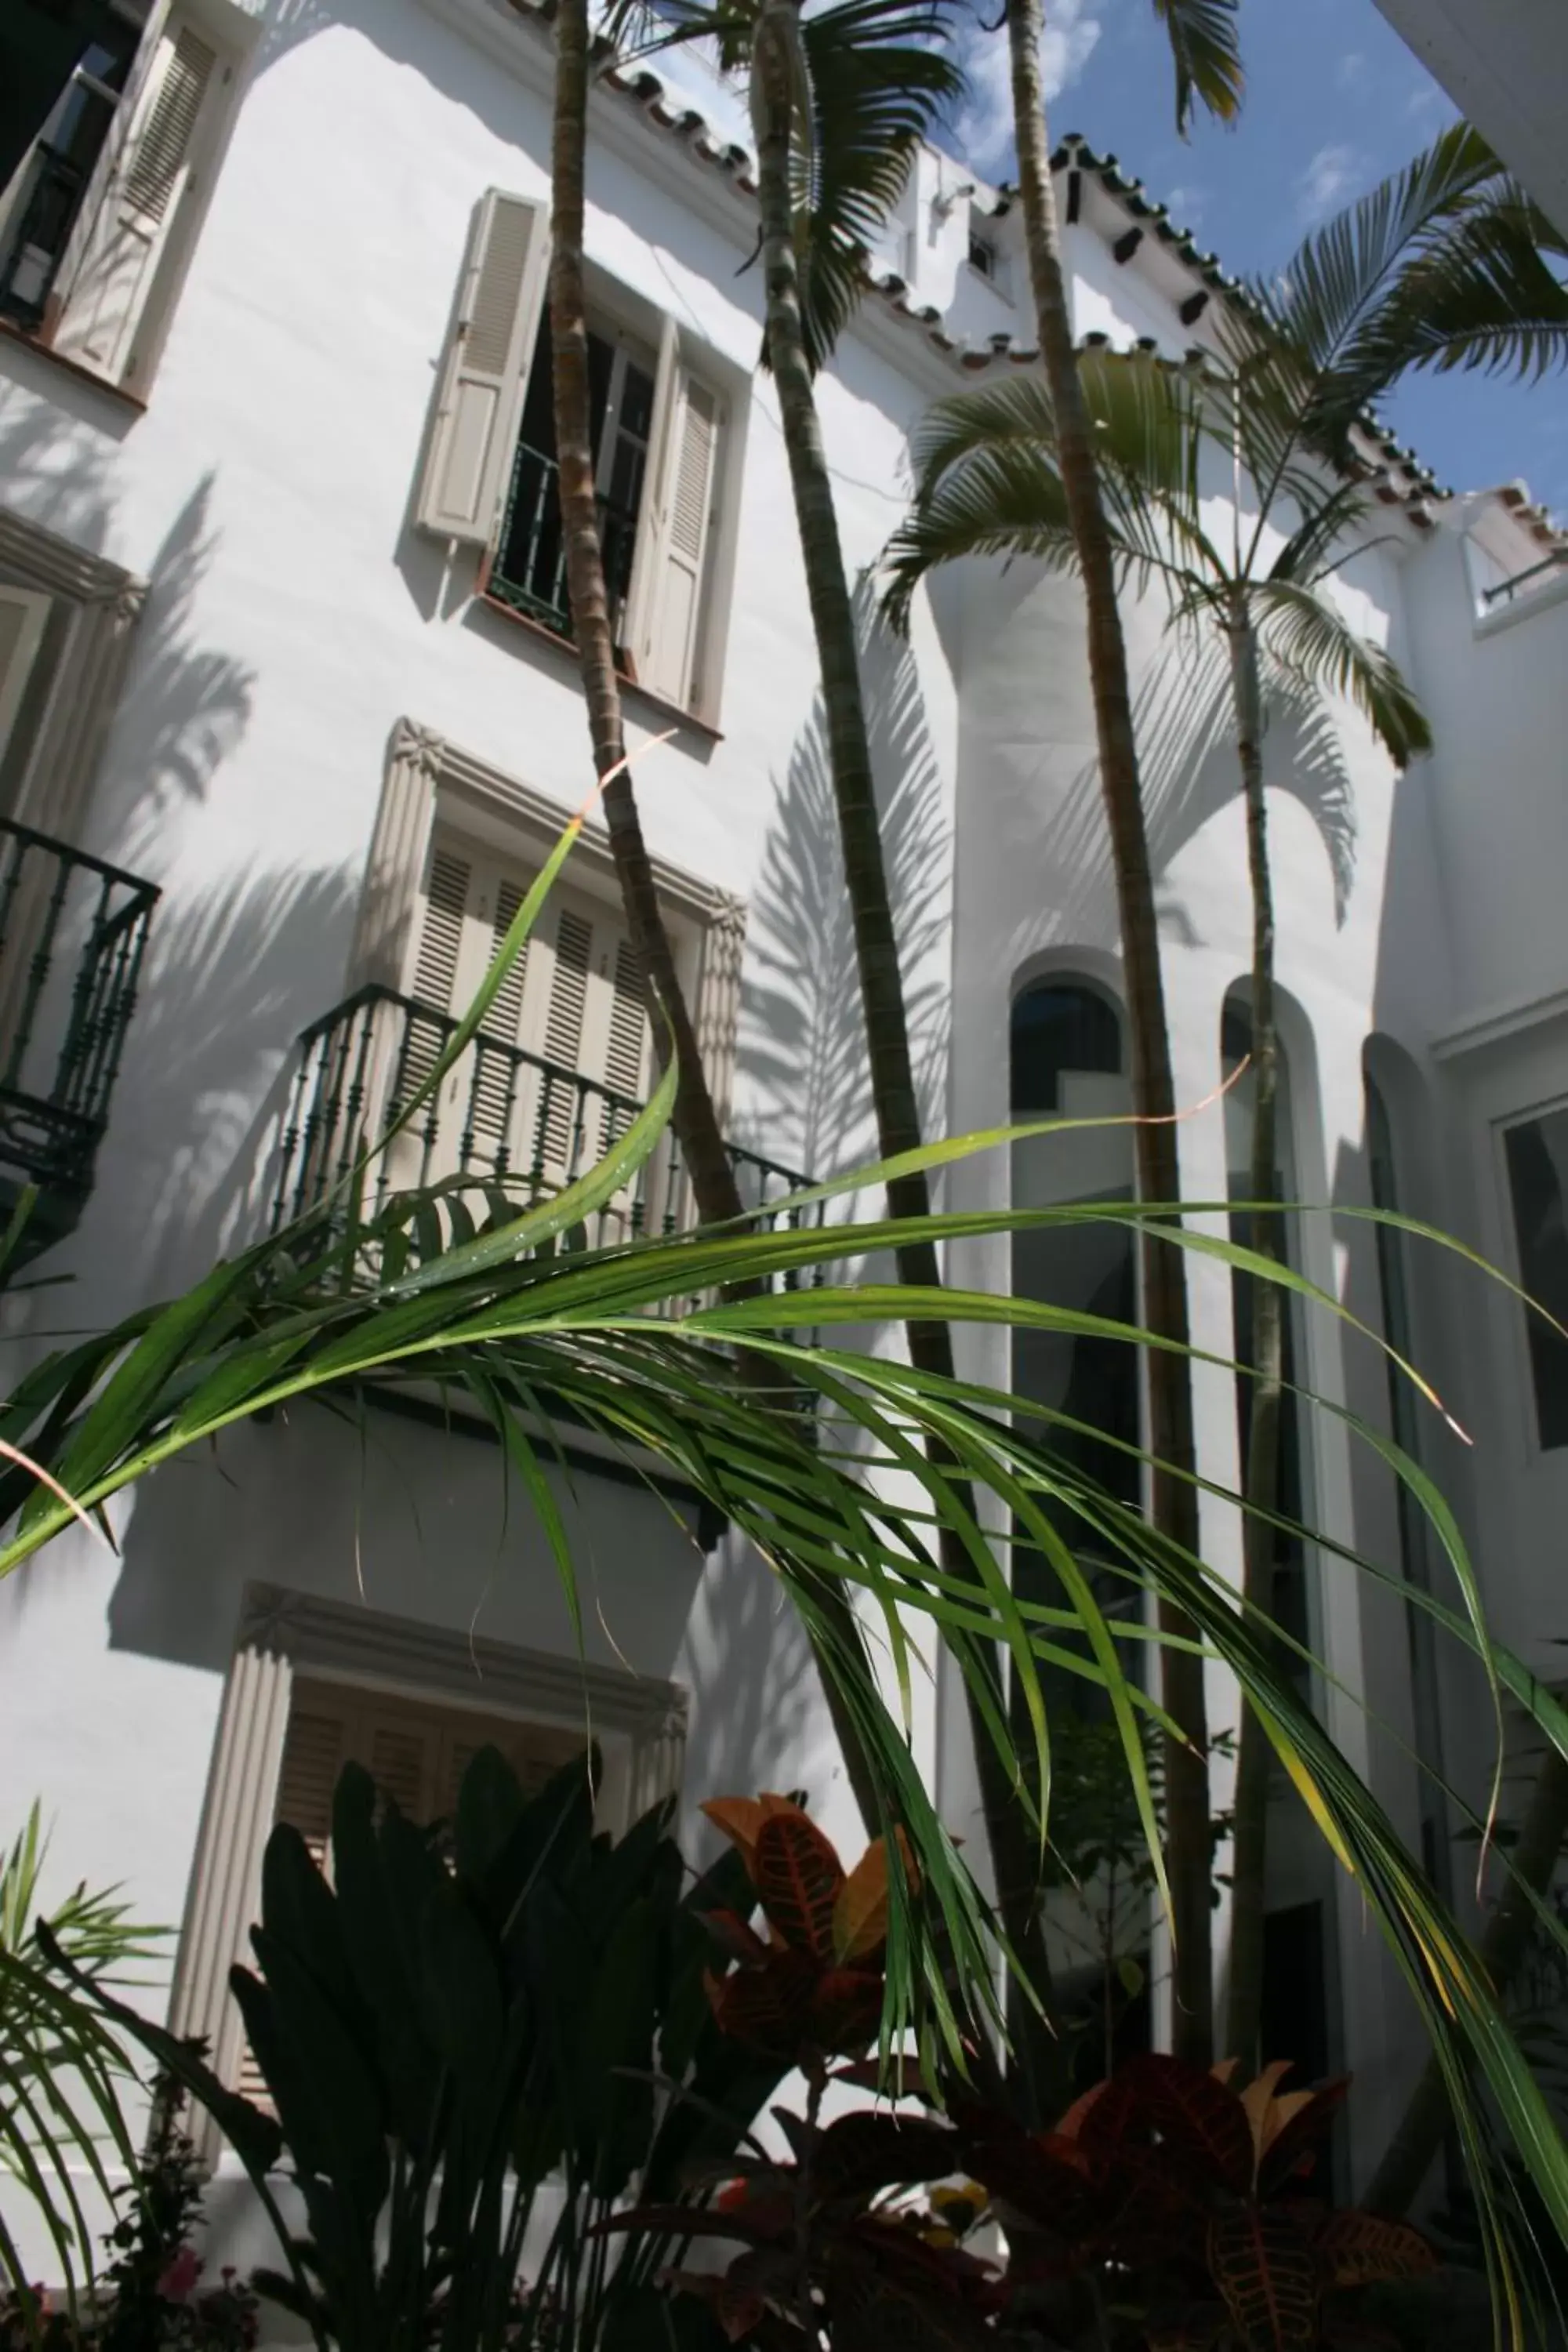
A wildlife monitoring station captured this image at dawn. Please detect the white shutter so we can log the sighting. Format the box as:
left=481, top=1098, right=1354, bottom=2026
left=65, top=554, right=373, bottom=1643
left=399, top=829, right=652, bottom=1189
left=417, top=190, right=550, bottom=543
left=53, top=15, right=225, bottom=383
left=0, top=587, right=50, bottom=770
left=641, top=368, right=722, bottom=711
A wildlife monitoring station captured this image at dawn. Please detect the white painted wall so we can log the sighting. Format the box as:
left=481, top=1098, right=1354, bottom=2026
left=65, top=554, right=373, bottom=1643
left=0, top=0, right=1563, bottom=2257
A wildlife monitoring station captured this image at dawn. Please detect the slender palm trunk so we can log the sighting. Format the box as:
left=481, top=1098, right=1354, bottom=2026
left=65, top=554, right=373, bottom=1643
left=1368, top=1744, right=1568, bottom=2213
left=550, top=0, right=881, bottom=1834
left=550, top=0, right=744, bottom=1231
left=1007, top=0, right=1212, bottom=2063
left=753, top=0, right=1067, bottom=2113
left=1222, top=608, right=1284, bottom=2070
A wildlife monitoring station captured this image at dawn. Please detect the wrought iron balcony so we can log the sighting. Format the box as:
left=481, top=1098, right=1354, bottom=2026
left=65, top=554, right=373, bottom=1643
left=0, top=819, right=158, bottom=1258
left=270, top=985, right=822, bottom=1286
left=488, top=441, right=639, bottom=644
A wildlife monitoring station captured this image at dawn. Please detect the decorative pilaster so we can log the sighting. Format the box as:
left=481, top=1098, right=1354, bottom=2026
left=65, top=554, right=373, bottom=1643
left=346, top=717, right=442, bottom=989
left=165, top=1639, right=292, bottom=2168
left=695, top=892, right=747, bottom=1131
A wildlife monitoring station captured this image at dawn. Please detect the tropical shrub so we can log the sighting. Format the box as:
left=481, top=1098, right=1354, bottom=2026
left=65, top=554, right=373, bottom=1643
left=43, top=1748, right=793, bottom=2352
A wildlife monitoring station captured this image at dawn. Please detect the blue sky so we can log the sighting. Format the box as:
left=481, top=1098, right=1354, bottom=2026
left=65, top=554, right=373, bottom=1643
left=955, top=0, right=1568, bottom=520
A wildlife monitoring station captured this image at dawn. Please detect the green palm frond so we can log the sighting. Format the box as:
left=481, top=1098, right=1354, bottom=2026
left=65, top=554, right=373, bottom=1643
left=0, top=1808, right=162, bottom=2314
left=1149, top=0, right=1243, bottom=134
left=794, top=0, right=961, bottom=367
left=884, top=357, right=1220, bottom=630
left=1264, top=474, right=1377, bottom=590
left=1253, top=577, right=1433, bottom=767
left=1248, top=121, right=1504, bottom=372
left=605, top=0, right=961, bottom=373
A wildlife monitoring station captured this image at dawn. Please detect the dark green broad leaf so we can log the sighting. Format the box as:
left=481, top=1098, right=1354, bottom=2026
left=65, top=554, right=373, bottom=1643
left=585, top=1893, right=663, bottom=2199
left=243, top=1927, right=390, bottom=2227
left=452, top=1744, right=527, bottom=1895
left=260, top=1822, right=358, bottom=2020
left=328, top=1766, right=444, bottom=2151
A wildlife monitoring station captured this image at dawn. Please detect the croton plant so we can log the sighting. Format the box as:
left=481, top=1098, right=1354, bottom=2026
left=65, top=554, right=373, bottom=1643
left=603, top=1795, right=1438, bottom=2352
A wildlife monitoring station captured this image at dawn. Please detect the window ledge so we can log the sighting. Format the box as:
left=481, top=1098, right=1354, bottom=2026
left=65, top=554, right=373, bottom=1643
left=477, top=592, right=724, bottom=743
left=0, top=320, right=147, bottom=413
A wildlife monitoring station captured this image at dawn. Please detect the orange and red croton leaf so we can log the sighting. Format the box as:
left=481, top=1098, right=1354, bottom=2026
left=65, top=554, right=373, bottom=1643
left=1207, top=2204, right=1320, bottom=2350
left=753, top=1806, right=845, bottom=1958
left=1312, top=2210, right=1436, bottom=2288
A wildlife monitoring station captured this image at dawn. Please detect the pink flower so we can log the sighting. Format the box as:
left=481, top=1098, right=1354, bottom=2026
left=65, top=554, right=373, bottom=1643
left=157, top=2247, right=203, bottom=2303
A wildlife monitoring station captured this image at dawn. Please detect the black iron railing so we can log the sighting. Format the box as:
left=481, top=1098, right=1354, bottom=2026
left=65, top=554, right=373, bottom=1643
left=0, top=819, right=158, bottom=1238
left=270, top=985, right=822, bottom=1283
left=488, top=441, right=639, bottom=641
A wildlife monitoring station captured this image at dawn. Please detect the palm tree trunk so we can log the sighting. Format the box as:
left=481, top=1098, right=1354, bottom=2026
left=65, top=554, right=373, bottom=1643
left=550, top=0, right=745, bottom=1233
left=752, top=0, right=1068, bottom=2114
left=1008, top=0, right=1212, bottom=2064
left=550, top=0, right=882, bottom=1836
left=1368, top=1743, right=1568, bottom=2214
left=1222, top=607, right=1284, bottom=2071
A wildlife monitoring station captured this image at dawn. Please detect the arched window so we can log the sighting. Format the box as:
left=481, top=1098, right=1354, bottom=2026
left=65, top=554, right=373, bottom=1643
left=1008, top=977, right=1139, bottom=1733
left=1366, top=1063, right=1449, bottom=1894
left=1011, top=979, right=1122, bottom=1114
left=1221, top=992, right=1311, bottom=1689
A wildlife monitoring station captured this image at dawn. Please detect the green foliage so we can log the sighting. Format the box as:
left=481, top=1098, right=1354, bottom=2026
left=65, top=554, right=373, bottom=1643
left=611, top=0, right=962, bottom=372
left=0, top=1806, right=166, bottom=2322
left=42, top=1748, right=786, bottom=2352
left=611, top=1927, right=1432, bottom=2352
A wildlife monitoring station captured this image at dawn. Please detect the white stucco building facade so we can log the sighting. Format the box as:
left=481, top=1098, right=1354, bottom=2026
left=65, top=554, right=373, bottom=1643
left=2, top=0, right=1566, bottom=2249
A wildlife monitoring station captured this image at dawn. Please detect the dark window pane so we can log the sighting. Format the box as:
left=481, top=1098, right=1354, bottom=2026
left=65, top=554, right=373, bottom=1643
left=1011, top=1205, right=1142, bottom=1725
left=1504, top=1109, right=1568, bottom=1450
left=1262, top=1900, right=1330, bottom=2088
left=1010, top=982, right=1121, bottom=1112
left=619, top=358, right=655, bottom=443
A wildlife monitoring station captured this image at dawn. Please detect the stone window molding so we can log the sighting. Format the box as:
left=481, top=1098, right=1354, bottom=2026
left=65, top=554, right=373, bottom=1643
left=167, top=1580, right=688, bottom=2165
left=0, top=507, right=145, bottom=839
left=347, top=715, right=747, bottom=1126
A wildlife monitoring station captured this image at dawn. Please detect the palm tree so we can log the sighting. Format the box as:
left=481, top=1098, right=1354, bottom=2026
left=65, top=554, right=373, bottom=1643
left=549, top=0, right=898, bottom=1835
left=1000, top=0, right=1242, bottom=2067
left=9, top=922, right=1568, bottom=2320
left=548, top=0, right=748, bottom=1236
left=884, top=121, right=1568, bottom=2069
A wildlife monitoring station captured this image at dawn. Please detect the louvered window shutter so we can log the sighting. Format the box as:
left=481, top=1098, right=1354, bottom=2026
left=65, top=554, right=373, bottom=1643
left=0, top=587, right=50, bottom=773
left=641, top=368, right=722, bottom=711
left=417, top=191, right=550, bottom=544
left=397, top=837, right=472, bottom=1117
left=54, top=16, right=223, bottom=383
left=363, top=1709, right=439, bottom=1822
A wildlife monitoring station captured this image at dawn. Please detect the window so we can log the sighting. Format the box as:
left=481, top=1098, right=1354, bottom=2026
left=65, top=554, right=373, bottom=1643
left=1007, top=979, right=1142, bottom=1725
left=233, top=1674, right=587, bottom=2100
left=1367, top=1067, right=1448, bottom=1890
left=967, top=230, right=996, bottom=280
left=168, top=1583, right=688, bottom=2152
left=1222, top=995, right=1312, bottom=1690
left=1502, top=1104, right=1568, bottom=1451
left=0, top=506, right=143, bottom=835
left=387, top=822, right=662, bottom=1225
left=1011, top=978, right=1121, bottom=1114
left=416, top=189, right=733, bottom=720
left=1, top=0, right=241, bottom=391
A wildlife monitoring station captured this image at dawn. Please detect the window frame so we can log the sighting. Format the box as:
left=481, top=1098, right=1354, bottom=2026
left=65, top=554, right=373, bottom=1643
left=1496, top=1092, right=1568, bottom=1457
left=0, top=506, right=144, bottom=836
left=8, top=0, right=249, bottom=397
left=347, top=717, right=747, bottom=1137
left=168, top=1579, right=688, bottom=2168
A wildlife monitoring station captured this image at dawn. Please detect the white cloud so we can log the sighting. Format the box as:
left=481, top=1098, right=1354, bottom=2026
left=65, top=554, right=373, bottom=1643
left=1335, top=49, right=1366, bottom=93
left=955, top=0, right=1102, bottom=178
left=1162, top=183, right=1207, bottom=230
left=1295, top=142, right=1361, bottom=225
